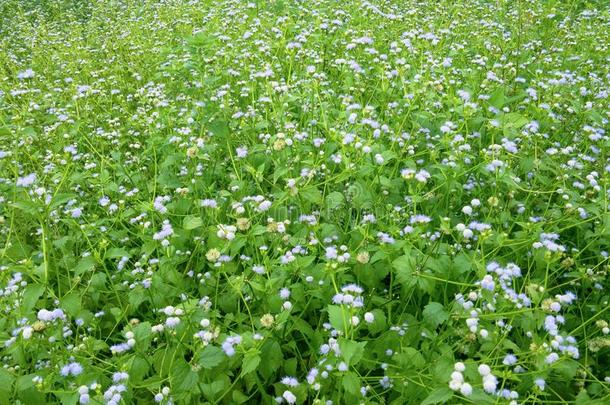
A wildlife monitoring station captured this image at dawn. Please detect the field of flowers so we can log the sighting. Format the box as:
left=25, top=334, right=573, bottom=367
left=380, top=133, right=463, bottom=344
left=1, top=0, right=609, bottom=403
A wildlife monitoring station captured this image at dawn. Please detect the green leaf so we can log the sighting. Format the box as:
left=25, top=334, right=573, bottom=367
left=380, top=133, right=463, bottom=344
left=367, top=309, right=387, bottom=334
left=350, top=180, right=373, bottom=209
left=74, top=256, right=96, bottom=275
left=209, top=120, right=229, bottom=138
left=21, top=284, right=45, bottom=314
left=201, top=376, right=230, bottom=400
left=128, top=287, right=147, bottom=309
left=105, top=247, right=129, bottom=259
left=198, top=345, right=224, bottom=369
left=273, top=167, right=289, bottom=184
left=574, top=390, right=591, bottom=405
left=61, top=292, right=81, bottom=317
left=129, top=356, right=150, bottom=383
left=241, top=351, right=261, bottom=375
left=342, top=372, right=361, bottom=395
left=300, top=186, right=323, bottom=205
left=327, top=305, right=346, bottom=332
left=11, top=201, right=39, bottom=216
left=338, top=338, right=366, bottom=366
left=183, top=215, right=203, bottom=230
left=452, top=253, right=472, bottom=274
left=469, top=389, right=495, bottom=404
left=422, top=302, right=449, bottom=328
left=171, top=361, right=198, bottom=393
left=502, top=112, right=529, bottom=128
left=259, top=340, right=283, bottom=379
left=395, top=347, right=425, bottom=370
left=392, top=255, right=416, bottom=288
left=132, top=321, right=152, bottom=350
left=489, top=87, right=506, bottom=108
left=16, top=374, right=44, bottom=403
left=421, top=387, right=453, bottom=405
left=90, top=273, right=106, bottom=289
left=0, top=369, right=15, bottom=404
left=555, top=358, right=579, bottom=379
left=232, top=390, right=250, bottom=404
left=49, top=193, right=77, bottom=209
left=325, top=191, right=345, bottom=209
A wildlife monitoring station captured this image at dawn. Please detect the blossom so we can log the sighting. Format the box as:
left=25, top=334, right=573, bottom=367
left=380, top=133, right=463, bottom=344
left=16, top=173, right=36, bottom=187
left=17, top=69, right=35, bottom=79
left=236, top=146, right=248, bottom=158
left=60, top=362, right=83, bottom=377
left=282, top=390, right=296, bottom=404
left=38, top=308, right=66, bottom=322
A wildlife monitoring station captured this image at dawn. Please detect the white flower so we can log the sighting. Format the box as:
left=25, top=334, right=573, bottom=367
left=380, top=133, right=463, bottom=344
left=165, top=317, right=181, bottom=328
left=258, top=200, right=272, bottom=211
left=449, top=379, right=462, bottom=391
left=236, top=146, right=248, bottom=158
left=282, top=390, right=297, bottom=404
left=16, top=173, right=36, bottom=187
left=60, top=362, right=83, bottom=377
left=22, top=327, right=33, bottom=339
left=459, top=382, right=472, bottom=396
left=201, top=199, right=218, bottom=208
left=17, top=69, right=35, bottom=79
left=483, top=376, right=497, bottom=393
left=450, top=372, right=463, bottom=383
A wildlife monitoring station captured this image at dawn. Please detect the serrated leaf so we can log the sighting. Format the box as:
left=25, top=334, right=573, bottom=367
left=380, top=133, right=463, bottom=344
left=422, top=302, right=449, bottom=328
left=395, top=347, right=425, bottom=370
left=300, top=186, right=323, bottom=204
left=74, top=256, right=96, bottom=275
left=198, top=345, right=224, bottom=369
left=170, top=361, right=198, bottom=393
left=21, top=284, right=45, bottom=314
left=342, top=372, right=360, bottom=395
left=325, top=191, right=345, bottom=209
left=0, top=369, right=15, bottom=402
left=61, top=292, right=81, bottom=317
left=392, top=255, right=416, bottom=288
left=11, top=201, right=39, bottom=216
left=452, top=253, right=472, bottom=274
left=367, top=309, right=387, bottom=334
left=129, top=356, right=150, bottom=383
left=241, top=351, right=260, bottom=375
left=183, top=215, right=203, bottom=230
left=209, top=119, right=229, bottom=137
left=232, top=390, right=249, bottom=404
left=327, top=305, right=346, bottom=333
left=105, top=247, right=129, bottom=259
left=338, top=338, right=366, bottom=366
left=421, top=387, right=453, bottom=405
left=259, top=340, right=283, bottom=379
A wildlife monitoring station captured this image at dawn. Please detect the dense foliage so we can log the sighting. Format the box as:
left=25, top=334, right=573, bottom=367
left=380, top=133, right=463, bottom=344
left=1, top=0, right=609, bottom=403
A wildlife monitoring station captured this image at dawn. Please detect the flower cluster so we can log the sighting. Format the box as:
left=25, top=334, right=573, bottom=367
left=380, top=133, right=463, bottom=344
left=0, top=0, right=608, bottom=403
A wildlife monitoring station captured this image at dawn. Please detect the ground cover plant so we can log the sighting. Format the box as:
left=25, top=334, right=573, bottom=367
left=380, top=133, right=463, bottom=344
left=0, top=0, right=609, bottom=403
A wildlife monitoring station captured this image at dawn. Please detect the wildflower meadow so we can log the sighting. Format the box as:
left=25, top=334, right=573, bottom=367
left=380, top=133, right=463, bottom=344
left=0, top=0, right=609, bottom=404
